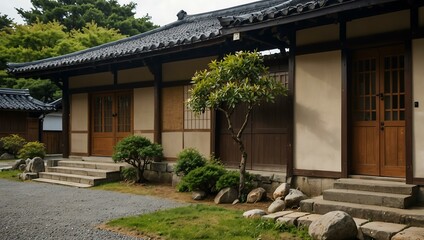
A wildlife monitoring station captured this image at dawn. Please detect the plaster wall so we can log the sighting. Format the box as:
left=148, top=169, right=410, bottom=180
left=69, top=72, right=113, bottom=89
left=347, top=10, right=409, bottom=39
left=70, top=133, right=88, bottom=154
left=118, top=67, right=154, bottom=84
left=183, top=132, right=211, bottom=157
left=71, top=93, right=88, bottom=131
left=296, top=24, right=339, bottom=46
left=162, top=56, right=216, bottom=82
left=413, top=38, right=424, bottom=178
left=133, top=87, right=154, bottom=131
left=294, top=50, right=342, bottom=172
left=162, top=132, right=183, bottom=159
left=134, top=132, right=154, bottom=142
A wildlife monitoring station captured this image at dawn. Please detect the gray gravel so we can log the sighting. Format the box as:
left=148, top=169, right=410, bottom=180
left=0, top=179, right=186, bottom=239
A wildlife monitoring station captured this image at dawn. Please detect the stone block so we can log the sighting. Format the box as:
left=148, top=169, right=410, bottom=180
left=271, top=174, right=286, bottom=183
left=299, top=199, right=314, bottom=212
left=297, top=214, right=321, bottom=228
left=166, top=163, right=175, bottom=172
left=47, top=159, right=60, bottom=167
left=151, top=162, right=168, bottom=172
left=172, top=174, right=182, bottom=188
left=276, top=212, right=310, bottom=226
left=360, top=222, right=407, bottom=240
left=262, top=211, right=293, bottom=221
left=392, top=227, right=424, bottom=240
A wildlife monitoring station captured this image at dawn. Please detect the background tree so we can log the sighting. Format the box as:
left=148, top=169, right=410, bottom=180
left=0, top=21, right=125, bottom=101
left=17, top=0, right=158, bottom=36
left=0, top=14, right=13, bottom=30
left=189, top=51, right=287, bottom=199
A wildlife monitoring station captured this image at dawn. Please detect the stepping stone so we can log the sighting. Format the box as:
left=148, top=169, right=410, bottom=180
left=276, top=212, right=310, bottom=226
left=297, top=214, right=321, bottom=228
left=360, top=221, right=407, bottom=240
left=262, top=211, right=293, bottom=221
left=392, top=227, right=424, bottom=240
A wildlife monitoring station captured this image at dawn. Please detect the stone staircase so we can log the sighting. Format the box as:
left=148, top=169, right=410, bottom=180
left=300, top=178, right=424, bottom=227
left=33, top=160, right=123, bottom=188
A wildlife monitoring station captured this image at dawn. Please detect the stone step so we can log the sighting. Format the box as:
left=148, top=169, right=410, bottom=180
left=32, top=178, right=92, bottom=188
left=46, top=166, right=120, bottom=179
left=301, top=197, right=424, bottom=227
left=39, top=172, right=106, bottom=186
left=58, top=160, right=123, bottom=171
left=323, top=188, right=414, bottom=209
left=334, top=178, right=418, bottom=195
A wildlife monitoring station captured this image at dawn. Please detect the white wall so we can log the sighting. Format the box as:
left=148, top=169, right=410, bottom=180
left=295, top=50, right=342, bottom=172
left=413, top=39, right=424, bottom=178
left=43, top=112, right=62, bottom=131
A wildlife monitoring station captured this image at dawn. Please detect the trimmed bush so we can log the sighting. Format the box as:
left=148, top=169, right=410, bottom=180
left=18, top=141, right=46, bottom=159
left=216, top=170, right=255, bottom=193
left=179, top=163, right=226, bottom=194
left=174, top=148, right=206, bottom=176
left=0, top=134, right=27, bottom=157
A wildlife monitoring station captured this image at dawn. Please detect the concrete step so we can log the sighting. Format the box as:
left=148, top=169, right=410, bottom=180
left=301, top=197, right=424, bottom=227
left=323, top=188, right=414, bottom=209
left=33, top=178, right=92, bottom=188
left=46, top=166, right=120, bottom=179
left=39, top=172, right=106, bottom=186
left=334, top=178, right=418, bottom=195
left=58, top=160, right=123, bottom=171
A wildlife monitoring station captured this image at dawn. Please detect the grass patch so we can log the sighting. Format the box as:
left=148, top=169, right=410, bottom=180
left=106, top=204, right=311, bottom=240
left=0, top=170, right=22, bottom=181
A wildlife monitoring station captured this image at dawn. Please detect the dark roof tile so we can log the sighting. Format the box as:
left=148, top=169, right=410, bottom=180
left=0, top=88, right=55, bottom=112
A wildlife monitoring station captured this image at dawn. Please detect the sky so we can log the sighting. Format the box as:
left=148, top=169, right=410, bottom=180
left=0, top=0, right=259, bottom=26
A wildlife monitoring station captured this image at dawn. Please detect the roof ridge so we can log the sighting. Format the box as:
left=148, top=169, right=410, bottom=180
left=0, top=88, right=30, bottom=95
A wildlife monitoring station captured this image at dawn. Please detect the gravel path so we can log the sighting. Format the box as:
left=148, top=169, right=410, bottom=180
left=0, top=179, right=186, bottom=239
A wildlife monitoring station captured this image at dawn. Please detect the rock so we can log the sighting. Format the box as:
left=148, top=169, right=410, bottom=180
left=243, top=209, right=266, bottom=218
left=214, top=187, right=238, bottom=204
left=268, top=198, right=285, bottom=213
left=309, top=211, right=357, bottom=240
left=284, top=189, right=307, bottom=208
left=12, top=159, right=26, bottom=170
left=0, top=152, right=15, bottom=160
left=273, top=183, right=290, bottom=200
left=19, top=172, right=38, bottom=181
left=18, top=164, right=26, bottom=171
left=232, top=199, right=240, bottom=205
left=25, top=157, right=45, bottom=173
left=192, top=191, right=206, bottom=200
left=246, top=187, right=266, bottom=203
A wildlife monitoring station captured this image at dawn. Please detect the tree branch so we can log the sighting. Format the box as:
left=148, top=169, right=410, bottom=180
left=237, top=104, right=252, bottom=140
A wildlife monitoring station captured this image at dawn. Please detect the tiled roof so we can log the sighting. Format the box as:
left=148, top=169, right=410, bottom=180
left=218, top=0, right=353, bottom=28
left=7, top=0, right=283, bottom=75
left=0, top=88, right=55, bottom=112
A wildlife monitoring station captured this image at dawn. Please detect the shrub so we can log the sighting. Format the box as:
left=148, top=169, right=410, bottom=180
left=0, top=134, right=27, bottom=157
left=216, top=170, right=255, bottom=193
left=113, top=135, right=163, bottom=183
left=174, top=148, right=206, bottom=176
left=179, top=163, right=226, bottom=194
left=121, top=167, right=137, bottom=183
left=18, top=141, right=46, bottom=159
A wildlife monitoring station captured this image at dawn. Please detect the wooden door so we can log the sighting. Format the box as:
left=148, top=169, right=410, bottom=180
left=91, top=91, right=132, bottom=156
left=351, top=46, right=405, bottom=177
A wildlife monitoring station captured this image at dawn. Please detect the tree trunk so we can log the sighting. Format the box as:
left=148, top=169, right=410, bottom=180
left=239, top=151, right=248, bottom=199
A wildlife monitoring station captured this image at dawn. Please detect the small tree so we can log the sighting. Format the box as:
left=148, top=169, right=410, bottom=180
left=189, top=51, right=287, bottom=198
left=112, top=135, right=163, bottom=183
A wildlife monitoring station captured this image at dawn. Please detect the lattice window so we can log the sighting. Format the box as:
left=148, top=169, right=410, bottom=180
left=184, top=85, right=211, bottom=130
left=270, top=72, right=289, bottom=88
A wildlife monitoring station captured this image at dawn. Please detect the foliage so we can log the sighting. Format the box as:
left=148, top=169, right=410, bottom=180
left=112, top=135, right=163, bottom=183
left=189, top=51, right=287, bottom=198
left=0, top=14, right=13, bottom=30
left=17, top=0, right=158, bottom=36
left=215, top=170, right=254, bottom=192
left=107, top=204, right=309, bottom=240
left=178, top=163, right=226, bottom=194
left=174, top=148, right=206, bottom=176
left=0, top=169, right=22, bottom=181
left=18, top=141, right=46, bottom=159
left=0, top=21, right=126, bottom=101
left=120, top=167, right=137, bottom=183
left=0, top=134, right=27, bottom=157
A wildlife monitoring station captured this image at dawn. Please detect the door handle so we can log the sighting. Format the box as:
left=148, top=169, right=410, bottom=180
left=380, top=122, right=384, bottom=131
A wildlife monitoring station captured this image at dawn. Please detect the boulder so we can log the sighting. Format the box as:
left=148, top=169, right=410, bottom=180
left=309, top=211, right=357, bottom=240
left=243, top=209, right=267, bottom=218
left=12, top=159, right=26, bottom=170
left=268, top=198, right=286, bottom=213
left=0, top=152, right=15, bottom=160
left=273, top=183, right=290, bottom=200
left=19, top=172, right=38, bottom=181
left=284, top=189, right=307, bottom=208
left=18, top=164, right=26, bottom=171
left=246, top=187, right=266, bottom=203
left=214, top=187, right=238, bottom=204
left=192, top=191, right=206, bottom=200
left=26, top=157, right=45, bottom=173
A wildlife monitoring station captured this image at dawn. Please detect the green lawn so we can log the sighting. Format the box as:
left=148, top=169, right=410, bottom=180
left=0, top=169, right=21, bottom=181
left=107, top=204, right=311, bottom=240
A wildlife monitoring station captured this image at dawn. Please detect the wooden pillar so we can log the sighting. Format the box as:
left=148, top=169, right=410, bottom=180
left=62, top=76, right=70, bottom=158
left=340, top=18, right=349, bottom=178
left=286, top=29, right=296, bottom=179
left=149, top=63, right=162, bottom=144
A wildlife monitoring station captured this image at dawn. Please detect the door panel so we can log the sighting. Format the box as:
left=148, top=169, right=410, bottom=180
left=91, top=92, right=132, bottom=156
left=351, top=45, right=405, bottom=177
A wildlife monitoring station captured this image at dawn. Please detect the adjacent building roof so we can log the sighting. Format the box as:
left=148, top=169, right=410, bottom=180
left=7, top=0, right=284, bottom=75
left=0, top=88, right=55, bottom=112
